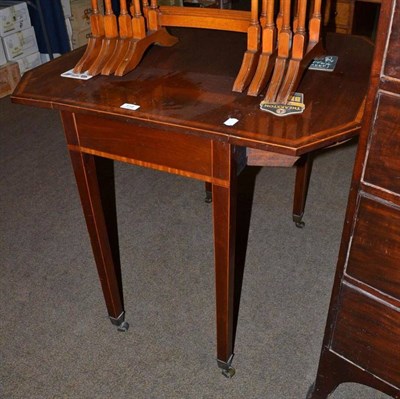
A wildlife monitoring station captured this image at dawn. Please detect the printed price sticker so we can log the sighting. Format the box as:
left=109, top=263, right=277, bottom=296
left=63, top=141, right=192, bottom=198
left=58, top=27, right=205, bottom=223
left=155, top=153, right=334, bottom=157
left=224, top=118, right=239, bottom=126
left=61, top=69, right=93, bottom=80
left=120, top=103, right=141, bottom=111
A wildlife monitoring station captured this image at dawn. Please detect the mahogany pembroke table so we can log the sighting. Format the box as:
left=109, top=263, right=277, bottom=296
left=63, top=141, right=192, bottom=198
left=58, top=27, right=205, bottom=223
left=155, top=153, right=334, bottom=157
left=12, top=28, right=373, bottom=377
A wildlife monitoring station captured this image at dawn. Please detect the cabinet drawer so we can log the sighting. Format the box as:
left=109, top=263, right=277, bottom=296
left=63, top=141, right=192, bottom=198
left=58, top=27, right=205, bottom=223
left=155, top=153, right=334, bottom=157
left=74, top=113, right=212, bottom=179
left=364, top=93, right=400, bottom=194
left=332, top=285, right=400, bottom=387
left=346, top=196, right=400, bottom=300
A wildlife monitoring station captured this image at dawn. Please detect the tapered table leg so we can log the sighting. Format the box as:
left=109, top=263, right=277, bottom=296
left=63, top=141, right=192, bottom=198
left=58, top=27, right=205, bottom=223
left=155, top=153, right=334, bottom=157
left=292, top=152, right=314, bottom=228
left=61, top=112, right=127, bottom=332
left=212, top=141, right=238, bottom=377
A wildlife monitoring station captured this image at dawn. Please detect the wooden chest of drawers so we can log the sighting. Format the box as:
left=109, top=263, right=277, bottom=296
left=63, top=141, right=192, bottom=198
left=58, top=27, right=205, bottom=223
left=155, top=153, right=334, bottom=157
left=308, top=0, right=400, bottom=397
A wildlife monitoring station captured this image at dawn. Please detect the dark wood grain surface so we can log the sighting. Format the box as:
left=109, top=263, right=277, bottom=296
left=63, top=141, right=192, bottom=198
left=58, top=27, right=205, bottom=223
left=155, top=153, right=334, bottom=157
left=12, top=28, right=373, bottom=155
left=331, top=284, right=400, bottom=388
left=308, top=0, right=400, bottom=397
left=346, top=195, right=400, bottom=301
left=363, top=93, right=400, bottom=195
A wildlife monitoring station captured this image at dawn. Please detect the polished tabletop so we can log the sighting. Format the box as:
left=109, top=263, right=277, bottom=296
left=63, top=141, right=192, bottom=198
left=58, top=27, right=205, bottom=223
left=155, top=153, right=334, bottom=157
left=13, top=28, right=373, bottom=155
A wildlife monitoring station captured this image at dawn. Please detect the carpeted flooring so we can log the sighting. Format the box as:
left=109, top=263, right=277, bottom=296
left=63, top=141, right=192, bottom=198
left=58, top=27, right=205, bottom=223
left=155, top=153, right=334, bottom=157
left=0, top=95, right=390, bottom=398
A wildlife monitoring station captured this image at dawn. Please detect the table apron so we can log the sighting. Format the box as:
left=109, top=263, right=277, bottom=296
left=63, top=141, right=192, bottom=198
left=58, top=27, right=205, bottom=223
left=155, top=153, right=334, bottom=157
left=63, top=112, right=232, bottom=187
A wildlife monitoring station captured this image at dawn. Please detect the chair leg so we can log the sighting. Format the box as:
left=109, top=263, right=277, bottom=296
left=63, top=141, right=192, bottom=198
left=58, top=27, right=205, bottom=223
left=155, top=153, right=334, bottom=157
left=292, top=152, right=314, bottom=228
left=205, top=181, right=212, bottom=203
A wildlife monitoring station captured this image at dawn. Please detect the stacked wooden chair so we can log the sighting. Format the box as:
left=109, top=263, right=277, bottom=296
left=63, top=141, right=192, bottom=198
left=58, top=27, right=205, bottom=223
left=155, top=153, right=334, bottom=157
left=234, top=0, right=324, bottom=100
left=74, top=0, right=323, bottom=103
left=246, top=0, right=325, bottom=101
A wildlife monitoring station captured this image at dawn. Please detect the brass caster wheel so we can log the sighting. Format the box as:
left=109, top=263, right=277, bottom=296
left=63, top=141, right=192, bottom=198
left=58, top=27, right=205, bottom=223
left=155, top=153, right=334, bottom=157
left=205, top=191, right=212, bottom=204
left=221, top=366, right=235, bottom=378
left=117, top=321, right=129, bottom=332
left=295, top=221, right=305, bottom=228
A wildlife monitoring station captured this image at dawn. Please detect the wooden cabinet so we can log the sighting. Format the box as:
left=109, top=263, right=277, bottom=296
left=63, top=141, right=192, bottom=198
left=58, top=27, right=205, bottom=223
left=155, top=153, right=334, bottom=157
left=333, top=0, right=355, bottom=33
left=308, top=0, right=400, bottom=397
left=328, top=0, right=381, bottom=35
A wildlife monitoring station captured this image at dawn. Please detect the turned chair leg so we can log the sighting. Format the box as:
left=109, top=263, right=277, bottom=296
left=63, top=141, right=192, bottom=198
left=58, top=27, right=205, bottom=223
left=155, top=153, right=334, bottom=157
left=292, top=152, right=314, bottom=228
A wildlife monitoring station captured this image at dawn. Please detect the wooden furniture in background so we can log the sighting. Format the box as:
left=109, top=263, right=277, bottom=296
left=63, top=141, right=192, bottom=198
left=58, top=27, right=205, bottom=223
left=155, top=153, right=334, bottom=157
left=73, top=0, right=323, bottom=102
left=73, top=0, right=104, bottom=74
left=327, top=0, right=381, bottom=35
left=332, top=0, right=356, bottom=33
left=0, top=62, right=20, bottom=98
left=87, top=0, right=121, bottom=75
left=73, top=0, right=256, bottom=82
left=101, top=0, right=134, bottom=75
left=247, top=0, right=277, bottom=96
left=308, top=0, right=400, bottom=396
left=231, top=0, right=261, bottom=92
left=12, top=28, right=373, bottom=377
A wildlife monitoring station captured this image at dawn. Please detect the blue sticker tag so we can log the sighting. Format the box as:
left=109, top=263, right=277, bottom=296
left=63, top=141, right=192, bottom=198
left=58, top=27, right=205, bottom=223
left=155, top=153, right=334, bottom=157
left=309, top=56, right=338, bottom=72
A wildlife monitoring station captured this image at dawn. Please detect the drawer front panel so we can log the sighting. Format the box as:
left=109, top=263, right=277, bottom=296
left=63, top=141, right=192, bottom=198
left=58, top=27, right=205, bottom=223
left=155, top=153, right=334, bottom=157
left=75, top=113, right=212, bottom=179
left=384, top=0, right=400, bottom=79
left=346, top=196, right=400, bottom=300
left=364, top=93, right=400, bottom=194
left=332, top=285, right=400, bottom=387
